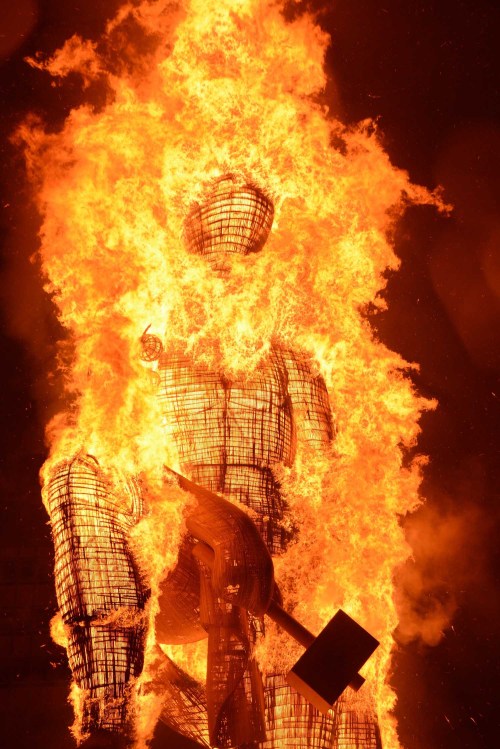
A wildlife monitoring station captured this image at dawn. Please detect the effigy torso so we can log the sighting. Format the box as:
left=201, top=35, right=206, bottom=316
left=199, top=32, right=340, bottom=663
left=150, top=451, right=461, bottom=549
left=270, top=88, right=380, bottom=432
left=153, top=345, right=374, bottom=749
left=157, top=347, right=305, bottom=555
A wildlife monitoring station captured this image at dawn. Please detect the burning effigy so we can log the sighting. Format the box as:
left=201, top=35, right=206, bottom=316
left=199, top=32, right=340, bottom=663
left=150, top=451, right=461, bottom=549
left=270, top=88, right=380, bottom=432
left=18, top=1, right=443, bottom=747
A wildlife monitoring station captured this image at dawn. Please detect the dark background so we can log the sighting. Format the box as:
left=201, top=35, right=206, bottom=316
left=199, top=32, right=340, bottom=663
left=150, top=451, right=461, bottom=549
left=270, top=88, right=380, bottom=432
left=1, top=1, right=499, bottom=748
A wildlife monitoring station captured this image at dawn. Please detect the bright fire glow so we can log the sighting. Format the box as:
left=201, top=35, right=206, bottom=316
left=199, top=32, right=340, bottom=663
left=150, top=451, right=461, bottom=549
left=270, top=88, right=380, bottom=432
left=19, top=1, right=445, bottom=747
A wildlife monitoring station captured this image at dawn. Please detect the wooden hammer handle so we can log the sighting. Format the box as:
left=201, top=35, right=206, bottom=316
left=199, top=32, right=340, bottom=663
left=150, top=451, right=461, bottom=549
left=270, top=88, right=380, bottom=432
left=266, top=599, right=314, bottom=649
left=192, top=541, right=364, bottom=692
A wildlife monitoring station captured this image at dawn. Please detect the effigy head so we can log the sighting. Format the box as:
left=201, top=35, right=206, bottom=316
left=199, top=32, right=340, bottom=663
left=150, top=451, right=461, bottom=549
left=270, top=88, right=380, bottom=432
left=184, top=174, right=274, bottom=271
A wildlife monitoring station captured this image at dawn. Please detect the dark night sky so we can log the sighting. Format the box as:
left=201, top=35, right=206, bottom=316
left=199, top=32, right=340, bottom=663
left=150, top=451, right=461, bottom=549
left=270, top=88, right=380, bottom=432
left=1, top=2, right=499, bottom=748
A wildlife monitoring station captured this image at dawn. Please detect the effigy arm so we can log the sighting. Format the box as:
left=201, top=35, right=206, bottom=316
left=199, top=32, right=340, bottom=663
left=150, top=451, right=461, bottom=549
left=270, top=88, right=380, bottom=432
left=45, top=454, right=149, bottom=742
left=277, top=347, right=335, bottom=449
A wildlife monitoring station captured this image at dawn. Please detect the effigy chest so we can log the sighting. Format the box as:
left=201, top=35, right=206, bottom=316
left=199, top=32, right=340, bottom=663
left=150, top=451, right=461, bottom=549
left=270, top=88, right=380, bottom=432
left=157, top=350, right=295, bottom=472
left=156, top=349, right=296, bottom=554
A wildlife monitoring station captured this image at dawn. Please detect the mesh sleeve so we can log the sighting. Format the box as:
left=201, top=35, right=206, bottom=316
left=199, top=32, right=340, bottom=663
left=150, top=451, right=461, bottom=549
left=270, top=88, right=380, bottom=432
left=46, top=454, right=149, bottom=734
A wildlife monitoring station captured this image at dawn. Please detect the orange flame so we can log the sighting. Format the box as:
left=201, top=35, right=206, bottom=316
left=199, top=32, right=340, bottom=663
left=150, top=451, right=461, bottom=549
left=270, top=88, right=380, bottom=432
left=19, top=1, right=446, bottom=747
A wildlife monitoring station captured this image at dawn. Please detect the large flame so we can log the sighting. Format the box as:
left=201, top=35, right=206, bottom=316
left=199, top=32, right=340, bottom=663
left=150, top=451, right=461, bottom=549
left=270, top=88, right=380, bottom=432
left=19, top=1, right=444, bottom=746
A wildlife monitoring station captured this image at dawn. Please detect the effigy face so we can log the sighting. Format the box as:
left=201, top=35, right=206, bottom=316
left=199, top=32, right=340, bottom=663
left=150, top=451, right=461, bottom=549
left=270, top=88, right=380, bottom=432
left=184, top=174, right=275, bottom=272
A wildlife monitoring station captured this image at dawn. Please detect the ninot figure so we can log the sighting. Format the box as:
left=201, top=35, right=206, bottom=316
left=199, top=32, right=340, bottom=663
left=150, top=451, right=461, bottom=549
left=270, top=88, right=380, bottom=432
left=46, top=175, right=381, bottom=749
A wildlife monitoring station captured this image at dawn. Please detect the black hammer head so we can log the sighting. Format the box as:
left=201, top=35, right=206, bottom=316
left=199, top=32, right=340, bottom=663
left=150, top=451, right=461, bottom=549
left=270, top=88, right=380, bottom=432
left=286, top=610, right=379, bottom=714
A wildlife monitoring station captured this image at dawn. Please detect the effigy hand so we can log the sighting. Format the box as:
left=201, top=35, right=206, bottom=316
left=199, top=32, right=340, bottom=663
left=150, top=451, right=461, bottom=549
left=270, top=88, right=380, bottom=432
left=178, top=473, right=274, bottom=618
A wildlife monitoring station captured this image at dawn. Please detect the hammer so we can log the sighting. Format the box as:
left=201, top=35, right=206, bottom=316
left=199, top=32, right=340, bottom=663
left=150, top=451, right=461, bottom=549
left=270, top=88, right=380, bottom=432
left=168, top=468, right=379, bottom=713
left=193, top=540, right=379, bottom=714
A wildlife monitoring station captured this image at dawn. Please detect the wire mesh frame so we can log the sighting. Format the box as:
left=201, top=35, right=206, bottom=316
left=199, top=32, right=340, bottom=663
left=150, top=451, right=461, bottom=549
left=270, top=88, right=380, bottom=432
left=47, top=455, right=149, bottom=732
left=335, top=698, right=383, bottom=749
left=184, top=175, right=275, bottom=266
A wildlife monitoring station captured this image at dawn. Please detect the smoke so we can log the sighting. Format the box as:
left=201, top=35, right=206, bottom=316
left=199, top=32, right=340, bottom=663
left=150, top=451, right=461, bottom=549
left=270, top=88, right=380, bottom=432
left=0, top=1, right=39, bottom=60
left=392, top=122, right=500, bottom=650
left=429, top=122, right=500, bottom=373
left=395, top=450, right=494, bottom=648
left=0, top=168, right=69, bottom=438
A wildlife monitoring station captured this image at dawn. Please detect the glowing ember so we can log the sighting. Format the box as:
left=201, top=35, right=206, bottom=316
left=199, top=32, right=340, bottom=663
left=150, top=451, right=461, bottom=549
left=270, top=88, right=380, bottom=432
left=18, top=1, right=445, bottom=747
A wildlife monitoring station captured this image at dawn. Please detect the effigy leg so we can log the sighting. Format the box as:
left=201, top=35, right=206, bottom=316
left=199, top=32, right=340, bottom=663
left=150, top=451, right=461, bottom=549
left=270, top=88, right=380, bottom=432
left=45, top=454, right=149, bottom=743
left=333, top=692, right=383, bottom=749
left=197, top=563, right=266, bottom=748
left=258, top=677, right=382, bottom=749
left=149, top=646, right=211, bottom=748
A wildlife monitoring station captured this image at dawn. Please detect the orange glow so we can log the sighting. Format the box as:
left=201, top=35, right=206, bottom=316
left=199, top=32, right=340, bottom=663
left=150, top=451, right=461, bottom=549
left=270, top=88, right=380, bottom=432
left=19, top=1, right=446, bottom=747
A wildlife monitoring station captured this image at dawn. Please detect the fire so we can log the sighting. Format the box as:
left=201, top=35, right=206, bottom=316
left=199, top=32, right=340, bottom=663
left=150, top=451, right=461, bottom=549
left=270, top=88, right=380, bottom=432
left=19, top=1, right=445, bottom=747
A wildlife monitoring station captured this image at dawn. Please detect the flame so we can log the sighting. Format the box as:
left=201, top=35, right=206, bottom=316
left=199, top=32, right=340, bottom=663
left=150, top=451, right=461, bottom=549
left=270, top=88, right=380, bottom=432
left=50, top=611, right=70, bottom=649
left=18, top=1, right=446, bottom=747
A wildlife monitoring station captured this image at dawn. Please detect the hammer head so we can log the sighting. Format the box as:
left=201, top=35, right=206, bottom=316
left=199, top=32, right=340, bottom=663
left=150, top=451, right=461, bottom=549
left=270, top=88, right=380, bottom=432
left=286, top=610, right=379, bottom=714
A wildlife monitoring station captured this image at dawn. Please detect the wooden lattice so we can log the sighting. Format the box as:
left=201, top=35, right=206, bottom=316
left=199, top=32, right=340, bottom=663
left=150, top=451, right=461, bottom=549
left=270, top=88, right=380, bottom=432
left=335, top=699, right=383, bottom=749
left=157, top=348, right=333, bottom=555
left=47, top=455, right=149, bottom=734
left=184, top=175, right=274, bottom=271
